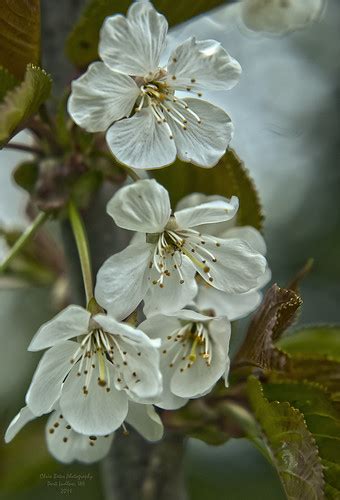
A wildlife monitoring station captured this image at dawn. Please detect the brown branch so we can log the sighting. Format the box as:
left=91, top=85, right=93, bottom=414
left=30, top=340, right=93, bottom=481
left=3, top=142, right=43, bottom=156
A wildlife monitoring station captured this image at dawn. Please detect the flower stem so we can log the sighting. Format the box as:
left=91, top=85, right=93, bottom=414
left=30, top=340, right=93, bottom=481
left=68, top=201, right=94, bottom=305
left=0, top=212, right=49, bottom=273
left=120, top=165, right=141, bottom=182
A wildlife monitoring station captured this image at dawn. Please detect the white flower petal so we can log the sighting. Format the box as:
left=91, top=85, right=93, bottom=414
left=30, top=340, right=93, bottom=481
left=167, top=37, right=241, bottom=91
left=5, top=406, right=36, bottom=443
left=224, top=357, right=231, bottom=387
left=60, top=363, right=128, bottom=436
left=126, top=402, right=164, bottom=442
left=26, top=341, right=79, bottom=416
left=196, top=284, right=262, bottom=321
left=257, top=266, right=272, bottom=288
left=95, top=243, right=152, bottom=320
left=240, top=0, right=324, bottom=35
left=106, top=107, right=176, bottom=169
left=99, top=2, right=168, bottom=76
left=176, top=193, right=228, bottom=212
left=168, top=98, right=233, bottom=168
left=139, top=314, right=188, bottom=409
left=67, top=62, right=140, bottom=132
left=29, top=305, right=90, bottom=351
left=220, top=225, right=267, bottom=255
left=93, top=314, right=160, bottom=350
left=118, top=344, right=162, bottom=403
left=156, top=359, right=189, bottom=410
left=139, top=313, right=181, bottom=341
left=143, top=256, right=198, bottom=316
left=107, top=179, right=171, bottom=233
left=194, top=237, right=267, bottom=293
left=46, top=411, right=114, bottom=464
left=175, top=196, right=239, bottom=229
left=176, top=193, right=237, bottom=236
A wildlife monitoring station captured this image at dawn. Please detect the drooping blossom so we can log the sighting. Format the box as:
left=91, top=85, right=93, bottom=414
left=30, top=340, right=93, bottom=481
left=140, top=310, right=231, bottom=409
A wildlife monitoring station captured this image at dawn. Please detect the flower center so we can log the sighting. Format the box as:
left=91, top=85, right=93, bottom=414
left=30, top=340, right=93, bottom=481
left=149, top=223, right=220, bottom=287
left=163, top=322, right=212, bottom=371
left=133, top=73, right=202, bottom=139
left=69, top=327, right=141, bottom=396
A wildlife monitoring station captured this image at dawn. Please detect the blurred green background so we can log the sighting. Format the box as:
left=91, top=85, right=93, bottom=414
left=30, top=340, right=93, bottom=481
left=1, top=0, right=339, bottom=499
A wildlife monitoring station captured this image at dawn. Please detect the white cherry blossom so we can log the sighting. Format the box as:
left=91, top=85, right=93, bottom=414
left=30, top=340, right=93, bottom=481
left=68, top=1, right=241, bottom=169
left=95, top=179, right=267, bottom=319
left=5, top=401, right=163, bottom=464
left=240, top=0, right=325, bottom=35
left=140, top=310, right=231, bottom=409
left=176, top=193, right=271, bottom=320
left=25, top=305, right=162, bottom=436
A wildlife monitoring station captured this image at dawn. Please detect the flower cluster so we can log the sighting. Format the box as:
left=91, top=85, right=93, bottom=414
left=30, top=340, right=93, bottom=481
left=5, top=2, right=270, bottom=464
left=6, top=178, right=269, bottom=462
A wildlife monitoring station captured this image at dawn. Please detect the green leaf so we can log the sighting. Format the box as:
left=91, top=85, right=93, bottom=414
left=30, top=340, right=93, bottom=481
left=0, top=66, right=18, bottom=101
left=247, top=377, right=325, bottom=500
left=278, top=326, right=340, bottom=361
left=66, top=0, right=231, bottom=68
left=0, top=64, right=52, bottom=146
left=270, top=356, right=340, bottom=404
left=274, top=326, right=340, bottom=402
left=263, top=381, right=340, bottom=498
left=66, top=0, right=130, bottom=67
left=0, top=0, right=41, bottom=79
left=153, top=149, right=264, bottom=230
left=13, top=161, right=39, bottom=194
left=234, top=284, right=302, bottom=371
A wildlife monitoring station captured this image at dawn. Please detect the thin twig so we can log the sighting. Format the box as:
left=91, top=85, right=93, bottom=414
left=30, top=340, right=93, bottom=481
left=0, top=212, right=49, bottom=273
left=3, top=143, right=44, bottom=156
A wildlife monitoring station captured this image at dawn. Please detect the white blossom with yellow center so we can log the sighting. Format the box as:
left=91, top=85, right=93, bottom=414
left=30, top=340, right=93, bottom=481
left=140, top=310, right=231, bottom=409
left=22, top=305, right=162, bottom=436
left=67, top=1, right=241, bottom=169
left=95, top=179, right=267, bottom=319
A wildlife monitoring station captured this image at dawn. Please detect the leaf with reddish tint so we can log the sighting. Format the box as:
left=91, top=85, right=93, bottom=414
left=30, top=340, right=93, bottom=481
left=234, top=284, right=302, bottom=371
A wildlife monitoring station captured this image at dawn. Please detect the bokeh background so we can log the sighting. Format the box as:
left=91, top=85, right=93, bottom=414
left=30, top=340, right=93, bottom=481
left=0, top=0, right=339, bottom=498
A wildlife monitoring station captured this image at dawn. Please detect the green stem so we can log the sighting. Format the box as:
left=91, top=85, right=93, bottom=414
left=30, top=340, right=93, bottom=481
left=0, top=212, right=49, bottom=273
left=68, top=201, right=94, bottom=305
